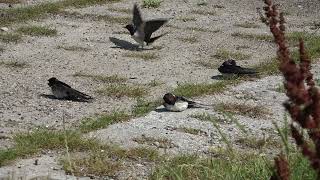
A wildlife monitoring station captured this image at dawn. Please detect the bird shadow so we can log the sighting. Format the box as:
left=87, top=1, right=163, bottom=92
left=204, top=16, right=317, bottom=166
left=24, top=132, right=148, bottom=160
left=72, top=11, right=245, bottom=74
left=40, top=94, right=57, bottom=99
left=109, top=37, right=140, bottom=51
left=211, top=75, right=225, bottom=80
left=211, top=74, right=260, bottom=80
left=39, top=94, right=93, bottom=103
left=154, top=107, right=168, bottom=113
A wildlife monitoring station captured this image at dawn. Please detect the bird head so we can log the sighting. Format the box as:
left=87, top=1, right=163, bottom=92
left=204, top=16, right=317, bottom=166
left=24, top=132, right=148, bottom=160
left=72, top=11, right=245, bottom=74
left=223, top=59, right=237, bottom=66
left=48, top=77, right=57, bottom=87
left=124, top=24, right=135, bottom=35
left=163, top=93, right=176, bottom=105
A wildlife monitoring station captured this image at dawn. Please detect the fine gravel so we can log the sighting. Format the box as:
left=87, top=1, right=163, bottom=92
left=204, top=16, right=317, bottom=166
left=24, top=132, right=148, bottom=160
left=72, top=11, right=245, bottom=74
left=1, top=0, right=320, bottom=179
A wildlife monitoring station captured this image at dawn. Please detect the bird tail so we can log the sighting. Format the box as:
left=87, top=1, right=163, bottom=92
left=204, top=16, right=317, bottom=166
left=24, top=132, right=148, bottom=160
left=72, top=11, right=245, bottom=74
left=72, top=89, right=94, bottom=102
left=147, top=32, right=169, bottom=45
left=188, top=102, right=212, bottom=109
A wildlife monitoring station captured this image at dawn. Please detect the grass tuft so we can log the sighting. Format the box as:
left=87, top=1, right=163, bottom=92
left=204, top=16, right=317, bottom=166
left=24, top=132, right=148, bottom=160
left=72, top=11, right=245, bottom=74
left=256, top=31, right=320, bottom=77
left=61, top=151, right=122, bottom=177
left=213, top=49, right=251, bottom=60
left=192, top=113, right=233, bottom=149
left=0, top=129, right=99, bottom=166
left=124, top=52, right=158, bottom=61
left=176, top=127, right=207, bottom=136
left=57, top=45, right=91, bottom=52
left=255, top=57, right=279, bottom=75
left=231, top=32, right=273, bottom=42
left=234, top=22, right=260, bottom=28
left=124, top=147, right=160, bottom=161
left=151, top=149, right=316, bottom=180
left=178, top=17, right=196, bottom=22
left=132, top=98, right=162, bottom=117
left=143, top=0, right=162, bottom=8
left=58, top=11, right=130, bottom=24
left=0, top=61, right=28, bottom=68
left=108, top=7, right=131, bottom=14
left=73, top=72, right=127, bottom=83
left=191, top=9, right=216, bottom=16
left=0, top=0, right=21, bottom=3
left=0, top=33, right=22, bottom=43
left=146, top=79, right=164, bottom=87
left=16, top=25, right=57, bottom=36
left=80, top=112, right=131, bottom=133
left=150, top=151, right=272, bottom=180
left=194, top=60, right=218, bottom=69
left=0, top=0, right=122, bottom=26
left=173, top=81, right=233, bottom=98
left=96, top=84, right=148, bottom=98
left=178, top=36, right=198, bottom=44
left=215, top=102, right=270, bottom=119
left=132, top=135, right=176, bottom=148
left=235, top=136, right=281, bottom=150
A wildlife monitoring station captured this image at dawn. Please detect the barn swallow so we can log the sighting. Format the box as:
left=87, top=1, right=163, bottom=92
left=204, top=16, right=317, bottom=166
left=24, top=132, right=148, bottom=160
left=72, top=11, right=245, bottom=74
left=218, top=59, right=257, bottom=75
left=163, top=93, right=210, bottom=112
left=47, top=77, right=93, bottom=102
left=124, top=3, right=168, bottom=48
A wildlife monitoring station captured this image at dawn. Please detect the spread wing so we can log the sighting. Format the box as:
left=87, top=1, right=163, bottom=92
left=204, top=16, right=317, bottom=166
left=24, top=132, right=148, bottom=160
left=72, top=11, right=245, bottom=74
left=144, top=19, right=168, bottom=41
left=133, top=3, right=143, bottom=27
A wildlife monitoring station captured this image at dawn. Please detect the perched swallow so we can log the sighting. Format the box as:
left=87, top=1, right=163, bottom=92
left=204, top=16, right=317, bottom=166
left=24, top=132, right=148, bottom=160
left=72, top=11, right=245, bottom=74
left=47, top=77, right=93, bottom=102
left=218, top=59, right=258, bottom=75
left=124, top=3, right=168, bottom=48
left=163, top=93, right=210, bottom=112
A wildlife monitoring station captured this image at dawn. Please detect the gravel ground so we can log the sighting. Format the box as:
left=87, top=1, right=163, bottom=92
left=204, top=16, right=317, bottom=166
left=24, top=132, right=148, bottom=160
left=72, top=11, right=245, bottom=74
left=1, top=0, right=320, bottom=179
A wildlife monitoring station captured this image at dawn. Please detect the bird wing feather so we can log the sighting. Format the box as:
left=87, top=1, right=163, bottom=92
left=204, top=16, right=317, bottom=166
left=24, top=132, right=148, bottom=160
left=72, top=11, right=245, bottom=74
left=133, top=4, right=143, bottom=27
left=144, top=19, right=168, bottom=41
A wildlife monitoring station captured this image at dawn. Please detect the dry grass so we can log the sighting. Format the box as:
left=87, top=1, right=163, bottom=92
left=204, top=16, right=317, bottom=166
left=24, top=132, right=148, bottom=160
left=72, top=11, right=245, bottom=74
left=231, top=32, right=273, bottom=42
left=108, top=7, right=131, bottom=14
left=73, top=72, right=127, bottom=83
left=235, top=136, right=281, bottom=150
left=178, top=17, right=197, bottom=22
left=215, top=102, right=270, bottom=119
left=167, top=24, right=219, bottom=33
left=0, top=129, right=99, bottom=166
left=143, top=0, right=162, bottom=8
left=176, top=127, right=207, bottom=136
left=124, top=52, right=158, bottom=61
left=191, top=9, right=216, bottom=16
left=59, top=11, right=130, bottom=24
left=61, top=145, right=161, bottom=177
left=234, top=22, right=260, bottom=28
left=213, top=4, right=225, bottom=8
left=0, top=0, right=21, bottom=3
left=194, top=60, right=218, bottom=69
left=0, top=33, right=22, bottom=43
left=213, top=49, right=251, bottom=60
left=96, top=84, right=148, bottom=98
left=131, top=98, right=162, bottom=117
left=132, top=135, right=176, bottom=148
left=16, top=25, right=57, bottom=36
left=177, top=36, right=198, bottom=44
left=186, top=26, right=220, bottom=33
left=62, top=151, right=122, bottom=177
left=0, top=61, right=28, bottom=68
left=173, top=80, right=237, bottom=98
left=80, top=112, right=131, bottom=133
left=57, top=45, right=91, bottom=52
left=0, top=0, right=123, bottom=26
left=146, top=80, right=164, bottom=87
